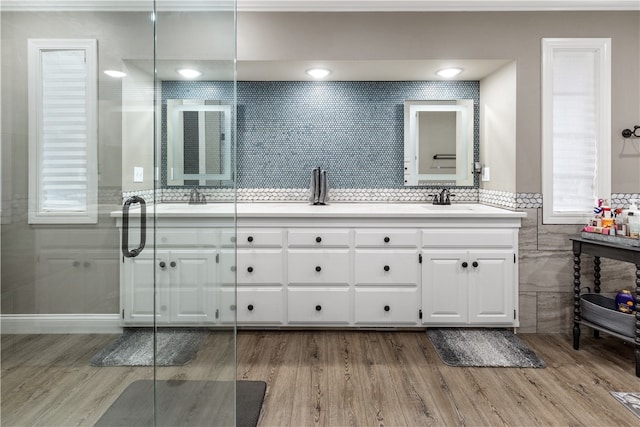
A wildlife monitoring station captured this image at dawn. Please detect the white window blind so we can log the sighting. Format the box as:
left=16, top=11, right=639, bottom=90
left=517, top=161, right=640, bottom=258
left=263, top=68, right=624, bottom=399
left=542, top=39, right=611, bottom=224
left=28, top=39, right=97, bottom=224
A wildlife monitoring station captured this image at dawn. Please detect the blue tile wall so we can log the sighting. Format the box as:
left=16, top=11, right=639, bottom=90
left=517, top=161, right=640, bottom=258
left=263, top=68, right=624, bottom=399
left=162, top=80, right=479, bottom=189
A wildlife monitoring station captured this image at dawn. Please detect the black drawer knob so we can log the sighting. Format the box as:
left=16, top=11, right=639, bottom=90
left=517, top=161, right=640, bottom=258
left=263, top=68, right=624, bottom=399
left=230, top=266, right=236, bottom=272
left=170, top=261, right=176, bottom=268
left=384, top=236, right=390, bottom=243
left=316, top=236, right=322, bottom=243
left=247, top=236, right=254, bottom=242
left=472, top=261, right=479, bottom=268
left=159, top=261, right=166, bottom=268
left=384, top=305, right=390, bottom=312
left=315, top=305, right=322, bottom=311
left=315, top=266, right=322, bottom=272
left=247, top=266, right=254, bottom=273
left=230, top=305, right=236, bottom=311
left=462, top=262, right=468, bottom=268
left=384, top=265, right=390, bottom=272
left=247, top=304, right=254, bottom=311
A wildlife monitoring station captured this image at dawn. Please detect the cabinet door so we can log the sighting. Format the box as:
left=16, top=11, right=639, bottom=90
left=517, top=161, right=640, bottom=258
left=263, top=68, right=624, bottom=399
left=287, top=288, right=350, bottom=324
left=36, top=250, right=86, bottom=313
left=237, top=249, right=284, bottom=285
left=467, top=250, right=515, bottom=324
left=421, top=250, right=468, bottom=324
left=169, top=250, right=218, bottom=324
left=237, top=288, right=283, bottom=324
left=121, top=251, right=170, bottom=324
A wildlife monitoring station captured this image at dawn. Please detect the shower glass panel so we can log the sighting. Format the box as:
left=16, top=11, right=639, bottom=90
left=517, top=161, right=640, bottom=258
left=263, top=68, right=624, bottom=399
left=0, top=1, right=237, bottom=425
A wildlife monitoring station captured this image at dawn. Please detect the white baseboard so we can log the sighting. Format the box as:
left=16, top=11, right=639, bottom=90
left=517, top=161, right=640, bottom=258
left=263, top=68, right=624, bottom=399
left=1, top=314, right=122, bottom=334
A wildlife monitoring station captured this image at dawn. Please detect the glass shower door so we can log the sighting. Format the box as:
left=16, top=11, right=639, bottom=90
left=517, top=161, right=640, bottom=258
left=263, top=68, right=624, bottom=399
left=0, top=1, right=237, bottom=425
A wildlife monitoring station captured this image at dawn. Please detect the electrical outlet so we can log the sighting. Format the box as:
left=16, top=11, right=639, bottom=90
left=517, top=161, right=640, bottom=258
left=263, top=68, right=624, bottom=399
left=133, top=167, right=144, bottom=182
left=481, top=166, right=490, bottom=182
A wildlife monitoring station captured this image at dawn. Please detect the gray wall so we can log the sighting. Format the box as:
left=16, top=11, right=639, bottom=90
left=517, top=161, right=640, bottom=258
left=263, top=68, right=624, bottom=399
left=238, top=11, right=640, bottom=193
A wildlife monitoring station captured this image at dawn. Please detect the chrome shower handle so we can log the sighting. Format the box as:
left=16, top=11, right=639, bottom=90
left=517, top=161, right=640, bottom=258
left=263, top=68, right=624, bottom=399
left=121, top=196, right=147, bottom=258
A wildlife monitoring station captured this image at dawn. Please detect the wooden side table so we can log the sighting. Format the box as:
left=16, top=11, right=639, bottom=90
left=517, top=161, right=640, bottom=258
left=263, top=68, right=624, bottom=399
left=570, top=235, right=640, bottom=377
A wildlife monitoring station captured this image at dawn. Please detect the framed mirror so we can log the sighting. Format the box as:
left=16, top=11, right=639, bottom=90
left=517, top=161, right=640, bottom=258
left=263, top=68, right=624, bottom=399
left=403, top=99, right=474, bottom=186
left=166, top=99, right=232, bottom=186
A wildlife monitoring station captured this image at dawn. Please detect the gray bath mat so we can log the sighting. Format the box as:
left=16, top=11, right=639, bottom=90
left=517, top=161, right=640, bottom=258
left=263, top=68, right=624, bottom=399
left=611, top=392, right=640, bottom=419
left=90, top=328, right=207, bottom=367
left=427, top=328, right=546, bottom=368
left=94, top=380, right=266, bottom=427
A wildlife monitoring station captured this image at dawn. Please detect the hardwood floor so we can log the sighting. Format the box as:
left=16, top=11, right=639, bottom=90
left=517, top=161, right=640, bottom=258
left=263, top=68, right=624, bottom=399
left=2, top=330, right=640, bottom=426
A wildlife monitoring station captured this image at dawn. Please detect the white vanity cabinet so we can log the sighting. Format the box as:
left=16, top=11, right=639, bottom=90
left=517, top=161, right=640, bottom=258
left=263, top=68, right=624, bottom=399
left=287, top=229, right=351, bottom=324
left=119, top=226, right=222, bottom=326
left=354, top=230, right=420, bottom=325
left=114, top=203, right=524, bottom=328
left=421, top=229, right=517, bottom=326
left=235, top=229, right=285, bottom=325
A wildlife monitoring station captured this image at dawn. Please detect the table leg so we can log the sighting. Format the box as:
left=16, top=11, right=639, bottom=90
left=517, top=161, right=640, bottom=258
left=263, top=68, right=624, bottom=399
left=635, top=264, right=640, bottom=377
left=573, top=247, right=582, bottom=350
left=593, top=256, right=601, bottom=338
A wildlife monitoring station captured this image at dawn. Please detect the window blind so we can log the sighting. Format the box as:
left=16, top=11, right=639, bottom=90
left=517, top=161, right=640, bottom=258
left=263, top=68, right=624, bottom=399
left=39, top=49, right=88, bottom=212
left=551, top=49, right=599, bottom=213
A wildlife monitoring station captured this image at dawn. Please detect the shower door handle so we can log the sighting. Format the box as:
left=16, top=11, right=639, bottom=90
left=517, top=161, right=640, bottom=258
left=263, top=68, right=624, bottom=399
left=121, top=196, right=147, bottom=258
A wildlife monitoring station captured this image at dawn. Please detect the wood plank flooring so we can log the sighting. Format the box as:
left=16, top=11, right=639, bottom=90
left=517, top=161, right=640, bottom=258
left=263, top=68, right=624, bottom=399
left=2, top=330, right=640, bottom=426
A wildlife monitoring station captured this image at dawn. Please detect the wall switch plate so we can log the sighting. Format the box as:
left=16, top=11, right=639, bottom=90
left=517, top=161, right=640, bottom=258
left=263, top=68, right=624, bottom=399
left=481, top=166, right=490, bottom=182
left=133, top=167, right=144, bottom=182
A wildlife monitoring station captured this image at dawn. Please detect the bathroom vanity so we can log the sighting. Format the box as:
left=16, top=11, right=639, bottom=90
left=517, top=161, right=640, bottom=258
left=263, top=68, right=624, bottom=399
left=114, top=203, right=525, bottom=328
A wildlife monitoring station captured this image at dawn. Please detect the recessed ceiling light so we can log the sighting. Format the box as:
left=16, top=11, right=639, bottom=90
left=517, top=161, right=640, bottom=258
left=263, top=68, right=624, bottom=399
left=104, top=70, right=126, bottom=78
left=305, top=68, right=332, bottom=79
left=177, top=68, right=202, bottom=79
left=436, top=67, right=463, bottom=78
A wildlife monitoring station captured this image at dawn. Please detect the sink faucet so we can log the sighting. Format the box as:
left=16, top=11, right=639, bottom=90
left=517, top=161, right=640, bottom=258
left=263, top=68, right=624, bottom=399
left=188, top=187, right=206, bottom=205
left=429, top=188, right=455, bottom=205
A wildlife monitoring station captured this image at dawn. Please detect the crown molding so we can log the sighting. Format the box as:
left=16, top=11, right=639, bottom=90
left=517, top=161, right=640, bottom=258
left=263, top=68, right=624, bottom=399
left=1, top=1, right=638, bottom=12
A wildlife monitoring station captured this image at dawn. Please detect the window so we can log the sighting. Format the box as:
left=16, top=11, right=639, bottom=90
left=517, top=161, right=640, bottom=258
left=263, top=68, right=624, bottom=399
left=542, top=38, right=611, bottom=224
left=28, top=39, right=97, bottom=224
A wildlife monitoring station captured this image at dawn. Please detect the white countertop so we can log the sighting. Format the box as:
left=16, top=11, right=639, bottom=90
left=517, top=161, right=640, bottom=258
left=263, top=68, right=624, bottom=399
left=113, top=202, right=526, bottom=219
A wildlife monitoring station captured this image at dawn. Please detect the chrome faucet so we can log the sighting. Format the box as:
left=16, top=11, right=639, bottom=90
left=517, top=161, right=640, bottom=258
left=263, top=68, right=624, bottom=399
left=188, top=187, right=206, bottom=204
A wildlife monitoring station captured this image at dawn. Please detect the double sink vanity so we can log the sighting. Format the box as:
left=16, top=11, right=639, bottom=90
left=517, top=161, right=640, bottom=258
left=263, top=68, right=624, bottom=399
left=115, top=202, right=525, bottom=329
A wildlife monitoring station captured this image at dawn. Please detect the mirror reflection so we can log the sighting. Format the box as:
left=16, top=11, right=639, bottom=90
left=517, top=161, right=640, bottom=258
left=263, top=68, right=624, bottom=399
left=404, top=100, right=474, bottom=186
left=166, top=99, right=232, bottom=186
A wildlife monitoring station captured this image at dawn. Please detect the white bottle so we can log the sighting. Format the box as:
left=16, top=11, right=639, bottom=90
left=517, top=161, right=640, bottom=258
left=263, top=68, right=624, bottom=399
left=628, top=201, right=640, bottom=238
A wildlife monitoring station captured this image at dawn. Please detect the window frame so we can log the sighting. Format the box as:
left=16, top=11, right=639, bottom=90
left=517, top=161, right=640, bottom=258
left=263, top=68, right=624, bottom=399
left=541, top=38, right=611, bottom=225
left=27, top=39, right=98, bottom=224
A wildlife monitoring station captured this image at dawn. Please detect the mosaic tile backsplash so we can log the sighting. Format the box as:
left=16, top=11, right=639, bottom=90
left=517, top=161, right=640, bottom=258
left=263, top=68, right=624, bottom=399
left=162, top=80, right=479, bottom=189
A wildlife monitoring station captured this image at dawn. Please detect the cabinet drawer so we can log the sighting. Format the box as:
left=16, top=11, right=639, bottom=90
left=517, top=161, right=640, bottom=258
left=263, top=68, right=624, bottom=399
left=287, top=288, right=350, bottom=324
left=288, top=229, right=351, bottom=247
left=354, top=288, right=419, bottom=324
left=237, top=229, right=284, bottom=248
left=422, top=229, right=515, bottom=248
left=237, top=288, right=283, bottom=324
left=354, top=250, right=419, bottom=285
left=355, top=229, right=418, bottom=247
left=138, top=229, right=218, bottom=248
left=287, top=250, right=351, bottom=284
left=237, top=250, right=284, bottom=285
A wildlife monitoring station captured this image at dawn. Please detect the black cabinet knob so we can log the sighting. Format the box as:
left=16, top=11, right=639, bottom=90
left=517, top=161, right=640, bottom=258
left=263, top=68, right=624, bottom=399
left=230, top=266, right=236, bottom=272
left=384, top=236, right=390, bottom=243
left=170, top=261, right=176, bottom=268
left=384, top=305, right=390, bottom=312
left=384, top=265, right=390, bottom=272
left=315, top=266, right=322, bottom=272
left=230, top=236, right=236, bottom=243
left=159, top=261, right=166, bottom=268
left=472, top=261, right=479, bottom=268
left=247, top=266, right=254, bottom=273
left=316, top=236, right=322, bottom=243
left=315, top=305, right=322, bottom=311
left=230, top=305, right=236, bottom=311
left=462, top=262, right=468, bottom=268
left=247, top=304, right=254, bottom=311
left=247, top=236, right=254, bottom=242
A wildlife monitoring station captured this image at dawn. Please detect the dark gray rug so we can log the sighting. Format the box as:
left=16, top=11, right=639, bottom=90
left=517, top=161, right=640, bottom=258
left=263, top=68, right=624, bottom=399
left=611, top=392, right=640, bottom=419
left=90, top=328, right=207, bottom=367
left=427, top=328, right=546, bottom=368
left=94, top=380, right=266, bottom=427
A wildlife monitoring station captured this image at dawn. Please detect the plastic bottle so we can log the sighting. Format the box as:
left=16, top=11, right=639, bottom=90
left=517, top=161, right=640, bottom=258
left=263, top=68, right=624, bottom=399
left=628, top=210, right=640, bottom=239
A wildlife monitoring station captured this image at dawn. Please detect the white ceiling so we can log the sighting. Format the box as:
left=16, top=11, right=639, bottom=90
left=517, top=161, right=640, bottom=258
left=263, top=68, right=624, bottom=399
left=2, top=0, right=638, bottom=11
